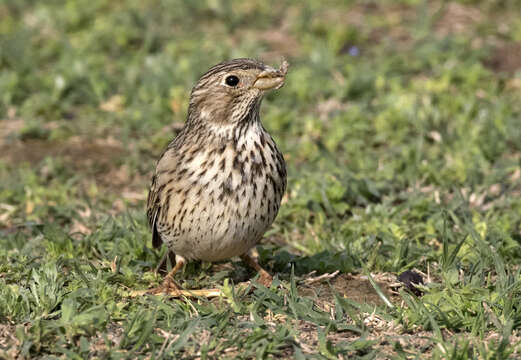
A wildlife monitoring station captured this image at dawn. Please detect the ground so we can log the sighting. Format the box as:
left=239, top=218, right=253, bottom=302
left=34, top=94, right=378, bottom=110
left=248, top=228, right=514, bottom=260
left=1, top=0, right=521, bottom=358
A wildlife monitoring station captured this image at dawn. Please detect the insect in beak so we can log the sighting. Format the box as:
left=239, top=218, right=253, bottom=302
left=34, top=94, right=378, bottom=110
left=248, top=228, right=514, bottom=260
left=253, top=59, right=289, bottom=91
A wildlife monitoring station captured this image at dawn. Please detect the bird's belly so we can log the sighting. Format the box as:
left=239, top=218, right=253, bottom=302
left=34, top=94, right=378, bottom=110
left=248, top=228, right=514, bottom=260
left=167, top=190, right=276, bottom=261
left=163, top=175, right=282, bottom=262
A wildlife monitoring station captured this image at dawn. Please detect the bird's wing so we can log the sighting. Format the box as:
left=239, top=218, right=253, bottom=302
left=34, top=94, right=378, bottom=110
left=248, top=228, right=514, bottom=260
left=146, top=172, right=163, bottom=248
left=146, top=146, right=186, bottom=249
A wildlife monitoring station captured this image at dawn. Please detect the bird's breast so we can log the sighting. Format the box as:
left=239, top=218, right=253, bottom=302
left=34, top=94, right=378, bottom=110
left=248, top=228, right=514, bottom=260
left=159, top=124, right=286, bottom=261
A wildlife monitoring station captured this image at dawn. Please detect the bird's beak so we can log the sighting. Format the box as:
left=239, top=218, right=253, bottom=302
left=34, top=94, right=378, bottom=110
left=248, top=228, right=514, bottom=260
left=253, top=59, right=289, bottom=91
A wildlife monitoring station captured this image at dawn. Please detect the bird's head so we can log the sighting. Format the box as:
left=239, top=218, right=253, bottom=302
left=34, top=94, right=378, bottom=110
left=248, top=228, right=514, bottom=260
left=187, top=58, right=289, bottom=126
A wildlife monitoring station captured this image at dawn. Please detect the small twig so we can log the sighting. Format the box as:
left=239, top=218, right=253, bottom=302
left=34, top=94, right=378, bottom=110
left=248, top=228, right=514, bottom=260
left=110, top=256, right=118, bottom=273
left=301, top=270, right=340, bottom=285
left=130, top=288, right=221, bottom=298
left=302, top=270, right=317, bottom=278
left=157, top=330, right=179, bottom=358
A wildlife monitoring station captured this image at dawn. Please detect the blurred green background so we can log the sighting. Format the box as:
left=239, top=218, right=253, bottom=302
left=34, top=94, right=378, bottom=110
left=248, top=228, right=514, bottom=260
left=2, top=0, right=521, bottom=358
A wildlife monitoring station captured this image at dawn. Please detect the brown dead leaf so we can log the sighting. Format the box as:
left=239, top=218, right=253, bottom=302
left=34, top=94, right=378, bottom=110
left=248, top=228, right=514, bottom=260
left=25, top=201, right=34, bottom=215
left=435, top=2, right=483, bottom=36
left=70, top=220, right=91, bottom=236
left=100, top=95, right=125, bottom=113
left=111, top=256, right=118, bottom=273
left=469, top=192, right=486, bottom=208
left=488, top=184, right=501, bottom=196
left=428, top=131, right=442, bottom=143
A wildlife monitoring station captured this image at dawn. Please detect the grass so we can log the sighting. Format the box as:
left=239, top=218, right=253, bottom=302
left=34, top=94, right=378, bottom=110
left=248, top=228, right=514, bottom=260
left=1, top=0, right=521, bottom=358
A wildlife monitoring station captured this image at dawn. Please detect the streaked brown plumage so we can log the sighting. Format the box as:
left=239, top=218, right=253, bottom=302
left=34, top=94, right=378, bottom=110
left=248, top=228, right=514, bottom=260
left=146, top=58, right=288, bottom=294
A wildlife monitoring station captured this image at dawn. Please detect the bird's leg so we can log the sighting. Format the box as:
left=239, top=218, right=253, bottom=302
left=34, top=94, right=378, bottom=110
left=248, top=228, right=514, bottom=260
left=146, top=255, right=221, bottom=298
left=240, top=252, right=273, bottom=287
left=162, top=257, right=185, bottom=290
left=149, top=255, right=185, bottom=295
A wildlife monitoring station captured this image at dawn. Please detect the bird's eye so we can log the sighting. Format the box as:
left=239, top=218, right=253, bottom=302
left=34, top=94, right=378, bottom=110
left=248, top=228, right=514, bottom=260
left=225, top=75, right=240, bottom=87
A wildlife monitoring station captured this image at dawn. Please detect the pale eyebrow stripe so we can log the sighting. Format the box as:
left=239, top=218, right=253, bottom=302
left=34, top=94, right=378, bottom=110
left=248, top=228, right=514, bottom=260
left=198, top=58, right=265, bottom=82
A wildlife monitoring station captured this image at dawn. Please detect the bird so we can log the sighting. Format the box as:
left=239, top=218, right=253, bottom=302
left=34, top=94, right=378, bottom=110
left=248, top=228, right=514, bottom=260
left=146, top=58, right=288, bottom=296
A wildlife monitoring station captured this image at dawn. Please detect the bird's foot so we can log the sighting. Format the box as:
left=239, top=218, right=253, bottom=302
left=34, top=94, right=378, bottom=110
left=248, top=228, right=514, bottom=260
left=148, top=276, right=182, bottom=295
left=257, top=269, right=273, bottom=288
left=240, top=252, right=274, bottom=288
